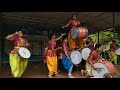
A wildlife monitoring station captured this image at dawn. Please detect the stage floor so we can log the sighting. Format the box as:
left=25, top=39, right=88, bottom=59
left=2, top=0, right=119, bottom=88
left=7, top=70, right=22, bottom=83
left=0, top=61, right=120, bottom=78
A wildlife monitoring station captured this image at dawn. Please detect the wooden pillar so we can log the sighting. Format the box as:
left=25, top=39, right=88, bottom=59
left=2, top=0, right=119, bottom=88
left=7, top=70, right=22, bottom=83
left=0, top=13, right=3, bottom=72
left=98, top=31, right=100, bottom=43
left=113, top=12, right=116, bottom=40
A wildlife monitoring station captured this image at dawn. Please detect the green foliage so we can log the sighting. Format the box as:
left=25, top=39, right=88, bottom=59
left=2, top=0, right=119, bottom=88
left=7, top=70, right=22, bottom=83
left=88, top=31, right=120, bottom=51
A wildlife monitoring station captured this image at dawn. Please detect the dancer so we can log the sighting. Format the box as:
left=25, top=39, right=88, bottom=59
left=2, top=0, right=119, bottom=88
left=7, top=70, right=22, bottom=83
left=107, top=40, right=117, bottom=65
left=45, top=33, right=65, bottom=78
left=81, top=43, right=104, bottom=77
left=6, top=31, right=30, bottom=78
left=62, top=14, right=84, bottom=50
left=61, top=36, right=75, bottom=78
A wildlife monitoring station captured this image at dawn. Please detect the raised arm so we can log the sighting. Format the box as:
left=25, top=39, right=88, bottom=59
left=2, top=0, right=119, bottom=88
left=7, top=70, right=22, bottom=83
left=62, top=23, right=70, bottom=28
left=87, top=55, right=95, bottom=69
left=54, top=33, right=65, bottom=41
left=62, top=20, right=71, bottom=28
left=6, top=32, right=18, bottom=41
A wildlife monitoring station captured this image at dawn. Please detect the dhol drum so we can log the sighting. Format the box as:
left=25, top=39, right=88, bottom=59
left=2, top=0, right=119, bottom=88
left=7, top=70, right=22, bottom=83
left=70, top=50, right=82, bottom=65
left=92, top=60, right=116, bottom=78
left=103, top=73, right=120, bottom=78
left=115, top=48, right=120, bottom=55
left=18, top=47, right=31, bottom=59
left=81, top=48, right=91, bottom=60
left=71, top=27, right=88, bottom=39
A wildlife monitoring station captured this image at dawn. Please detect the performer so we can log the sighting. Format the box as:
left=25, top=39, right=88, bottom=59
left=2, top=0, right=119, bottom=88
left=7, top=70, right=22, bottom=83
left=45, top=33, right=65, bottom=78
left=81, top=43, right=104, bottom=77
left=86, top=37, right=94, bottom=51
left=62, top=14, right=84, bottom=50
left=61, top=36, right=75, bottom=78
left=6, top=31, right=30, bottom=78
left=107, top=40, right=117, bottom=65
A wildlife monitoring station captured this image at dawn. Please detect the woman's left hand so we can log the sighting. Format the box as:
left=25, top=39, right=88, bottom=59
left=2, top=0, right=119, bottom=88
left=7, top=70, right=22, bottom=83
left=62, top=33, right=65, bottom=36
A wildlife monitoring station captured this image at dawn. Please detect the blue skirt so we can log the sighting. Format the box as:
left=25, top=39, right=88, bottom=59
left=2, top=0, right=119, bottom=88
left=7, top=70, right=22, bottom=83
left=62, top=55, right=73, bottom=71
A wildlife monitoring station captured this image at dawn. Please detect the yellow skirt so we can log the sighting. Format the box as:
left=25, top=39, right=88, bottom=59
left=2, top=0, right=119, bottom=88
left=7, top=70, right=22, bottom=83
left=9, top=54, right=28, bottom=78
left=46, top=50, right=58, bottom=76
left=108, top=51, right=117, bottom=64
left=68, top=32, right=84, bottom=50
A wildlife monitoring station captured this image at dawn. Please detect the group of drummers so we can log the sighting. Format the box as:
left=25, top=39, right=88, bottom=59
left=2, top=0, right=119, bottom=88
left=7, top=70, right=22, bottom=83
left=5, top=14, right=120, bottom=78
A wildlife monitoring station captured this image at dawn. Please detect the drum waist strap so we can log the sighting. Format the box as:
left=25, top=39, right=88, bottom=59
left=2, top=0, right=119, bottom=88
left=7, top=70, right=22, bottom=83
left=14, top=47, right=21, bottom=49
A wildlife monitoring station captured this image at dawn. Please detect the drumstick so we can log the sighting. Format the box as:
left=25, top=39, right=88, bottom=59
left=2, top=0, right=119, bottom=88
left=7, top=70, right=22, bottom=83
left=96, top=67, right=104, bottom=69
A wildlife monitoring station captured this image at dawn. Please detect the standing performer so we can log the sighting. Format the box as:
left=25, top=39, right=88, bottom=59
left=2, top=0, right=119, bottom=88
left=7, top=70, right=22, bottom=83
left=86, top=37, right=94, bottom=51
left=6, top=31, right=30, bottom=78
left=62, top=14, right=83, bottom=50
left=107, top=40, right=117, bottom=65
left=61, top=36, right=75, bottom=78
left=45, top=33, right=65, bottom=78
left=81, top=43, right=104, bottom=77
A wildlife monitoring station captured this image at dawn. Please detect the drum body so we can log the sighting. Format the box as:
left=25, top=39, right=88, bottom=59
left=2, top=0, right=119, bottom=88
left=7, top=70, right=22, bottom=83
left=104, top=73, right=120, bottom=78
left=102, top=60, right=116, bottom=74
left=71, top=27, right=88, bottom=39
left=18, top=47, right=31, bottom=59
left=92, top=60, right=116, bottom=78
left=81, top=48, right=91, bottom=60
left=115, top=48, right=120, bottom=55
left=70, top=50, right=82, bottom=65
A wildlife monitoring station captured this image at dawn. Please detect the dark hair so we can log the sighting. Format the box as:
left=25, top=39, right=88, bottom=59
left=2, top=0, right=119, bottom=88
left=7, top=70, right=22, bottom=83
left=87, top=37, right=92, bottom=40
left=95, top=43, right=102, bottom=50
left=48, top=33, right=55, bottom=39
left=62, top=35, right=67, bottom=42
left=86, top=41, right=89, bottom=45
left=80, top=23, right=85, bottom=27
left=17, top=28, right=27, bottom=35
left=112, top=40, right=116, bottom=42
left=72, top=14, right=77, bottom=18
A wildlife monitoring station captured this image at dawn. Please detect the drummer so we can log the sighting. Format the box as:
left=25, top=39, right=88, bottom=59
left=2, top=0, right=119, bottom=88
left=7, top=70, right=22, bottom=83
left=107, top=40, right=117, bottom=65
left=45, top=33, right=65, bottom=78
left=61, top=36, right=75, bottom=78
left=62, top=14, right=84, bottom=50
left=86, top=37, right=94, bottom=51
left=81, top=43, right=104, bottom=77
left=6, top=30, right=30, bottom=78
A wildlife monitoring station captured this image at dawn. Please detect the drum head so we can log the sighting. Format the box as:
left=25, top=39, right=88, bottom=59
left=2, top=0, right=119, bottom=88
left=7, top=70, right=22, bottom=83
left=81, top=48, right=91, bottom=60
left=71, top=27, right=79, bottom=39
left=70, top=50, right=82, bottom=65
left=18, top=47, right=31, bottom=59
left=115, top=48, right=120, bottom=55
left=92, top=63, right=109, bottom=78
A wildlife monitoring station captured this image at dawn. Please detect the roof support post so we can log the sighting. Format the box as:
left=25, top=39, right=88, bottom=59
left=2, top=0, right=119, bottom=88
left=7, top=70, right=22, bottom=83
left=113, top=12, right=116, bottom=40
left=0, top=13, right=3, bottom=72
left=98, top=31, right=100, bottom=43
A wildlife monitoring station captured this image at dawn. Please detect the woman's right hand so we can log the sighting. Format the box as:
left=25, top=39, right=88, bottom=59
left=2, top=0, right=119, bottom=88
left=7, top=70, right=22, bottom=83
left=67, top=56, right=71, bottom=60
left=59, top=47, right=62, bottom=49
left=93, top=66, right=97, bottom=70
left=62, top=26, right=65, bottom=29
left=62, top=33, right=65, bottom=36
left=15, top=32, right=19, bottom=35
